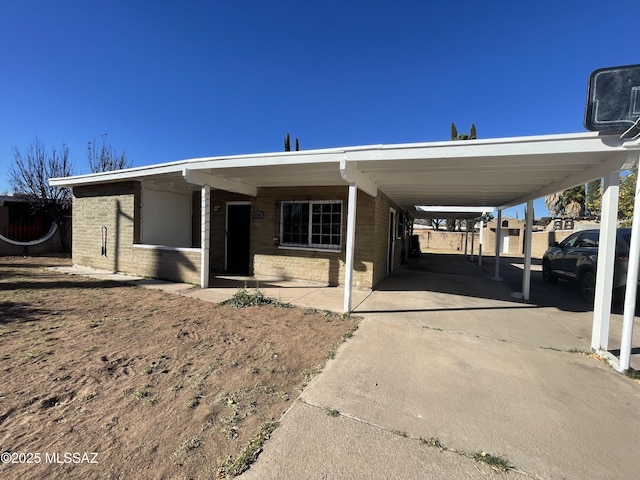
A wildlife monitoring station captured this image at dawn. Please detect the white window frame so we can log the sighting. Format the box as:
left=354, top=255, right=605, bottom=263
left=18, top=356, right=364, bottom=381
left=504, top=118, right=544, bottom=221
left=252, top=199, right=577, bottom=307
left=280, top=200, right=342, bottom=251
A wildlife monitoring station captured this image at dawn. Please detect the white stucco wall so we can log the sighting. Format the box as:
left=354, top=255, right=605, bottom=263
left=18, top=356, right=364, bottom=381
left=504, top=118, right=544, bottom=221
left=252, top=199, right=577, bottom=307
left=140, top=183, right=192, bottom=247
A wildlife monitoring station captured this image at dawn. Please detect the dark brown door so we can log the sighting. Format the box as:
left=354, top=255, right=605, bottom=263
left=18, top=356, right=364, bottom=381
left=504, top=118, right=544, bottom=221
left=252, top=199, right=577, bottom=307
left=226, top=204, right=251, bottom=274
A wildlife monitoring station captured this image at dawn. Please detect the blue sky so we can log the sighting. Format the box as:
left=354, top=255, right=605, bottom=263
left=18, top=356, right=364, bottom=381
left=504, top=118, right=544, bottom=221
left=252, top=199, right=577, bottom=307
left=1, top=0, right=636, bottom=218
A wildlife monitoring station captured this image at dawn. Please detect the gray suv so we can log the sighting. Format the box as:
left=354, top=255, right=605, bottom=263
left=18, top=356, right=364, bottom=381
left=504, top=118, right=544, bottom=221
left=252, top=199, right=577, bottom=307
left=542, top=228, right=633, bottom=303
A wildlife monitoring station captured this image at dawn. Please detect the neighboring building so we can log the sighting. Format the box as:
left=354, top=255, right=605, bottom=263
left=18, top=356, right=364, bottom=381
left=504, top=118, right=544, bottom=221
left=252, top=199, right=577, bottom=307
left=0, top=195, right=67, bottom=255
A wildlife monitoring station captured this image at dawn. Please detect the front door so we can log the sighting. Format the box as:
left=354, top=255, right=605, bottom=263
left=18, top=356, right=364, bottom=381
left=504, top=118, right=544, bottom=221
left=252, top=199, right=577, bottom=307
left=225, top=203, right=251, bottom=274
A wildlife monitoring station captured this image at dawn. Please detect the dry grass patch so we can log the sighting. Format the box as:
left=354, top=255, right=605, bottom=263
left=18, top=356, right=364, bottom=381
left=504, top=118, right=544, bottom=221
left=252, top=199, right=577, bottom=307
left=0, top=256, right=360, bottom=479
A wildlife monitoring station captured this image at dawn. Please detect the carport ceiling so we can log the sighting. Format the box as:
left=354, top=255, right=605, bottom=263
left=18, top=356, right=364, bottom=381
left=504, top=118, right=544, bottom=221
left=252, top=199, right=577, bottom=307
left=51, top=132, right=639, bottom=213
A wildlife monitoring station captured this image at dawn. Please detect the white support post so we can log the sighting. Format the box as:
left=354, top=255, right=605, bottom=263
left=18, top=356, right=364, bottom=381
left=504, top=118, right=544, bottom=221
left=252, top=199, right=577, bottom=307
left=200, top=185, right=211, bottom=289
left=591, top=172, right=620, bottom=352
left=343, top=184, right=358, bottom=313
left=478, top=216, right=484, bottom=267
left=464, top=223, right=469, bottom=257
left=493, top=209, right=502, bottom=281
left=470, top=220, right=475, bottom=262
left=620, top=154, right=640, bottom=371
left=522, top=200, right=533, bottom=301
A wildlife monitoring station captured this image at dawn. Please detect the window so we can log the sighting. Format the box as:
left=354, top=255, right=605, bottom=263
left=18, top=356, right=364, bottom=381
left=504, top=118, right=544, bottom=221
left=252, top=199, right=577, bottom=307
left=560, top=232, right=580, bottom=249
left=281, top=201, right=342, bottom=250
left=577, top=231, right=599, bottom=248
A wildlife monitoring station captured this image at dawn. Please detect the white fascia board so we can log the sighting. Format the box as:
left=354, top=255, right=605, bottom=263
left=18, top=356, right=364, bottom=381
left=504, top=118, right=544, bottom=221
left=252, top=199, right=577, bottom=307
left=339, top=160, right=377, bottom=197
left=50, top=151, right=346, bottom=187
left=343, top=132, right=625, bottom=162
left=501, top=152, right=629, bottom=209
left=49, top=162, right=190, bottom=187
left=182, top=169, right=257, bottom=197
left=49, top=131, right=624, bottom=188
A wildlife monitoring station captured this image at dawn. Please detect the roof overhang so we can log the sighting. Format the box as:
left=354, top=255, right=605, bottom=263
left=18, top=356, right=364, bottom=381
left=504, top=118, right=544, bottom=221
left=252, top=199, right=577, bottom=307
left=50, top=132, right=640, bottom=214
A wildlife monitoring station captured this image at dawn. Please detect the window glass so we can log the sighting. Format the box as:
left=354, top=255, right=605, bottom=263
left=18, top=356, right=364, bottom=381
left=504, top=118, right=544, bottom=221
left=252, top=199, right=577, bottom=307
left=577, top=231, right=599, bottom=248
left=560, top=233, right=580, bottom=248
left=281, top=201, right=342, bottom=249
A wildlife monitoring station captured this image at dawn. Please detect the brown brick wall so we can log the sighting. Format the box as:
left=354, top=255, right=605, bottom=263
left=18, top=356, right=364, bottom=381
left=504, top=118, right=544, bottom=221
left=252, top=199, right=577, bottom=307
left=131, top=246, right=201, bottom=284
left=371, top=191, right=404, bottom=287
left=71, top=181, right=409, bottom=288
left=208, top=186, right=376, bottom=287
left=72, top=182, right=201, bottom=284
left=250, top=186, right=374, bottom=288
left=72, top=182, right=140, bottom=273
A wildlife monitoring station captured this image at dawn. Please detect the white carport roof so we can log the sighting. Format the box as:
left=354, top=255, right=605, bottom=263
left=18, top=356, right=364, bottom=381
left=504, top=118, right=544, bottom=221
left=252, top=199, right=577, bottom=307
left=50, top=132, right=640, bottom=215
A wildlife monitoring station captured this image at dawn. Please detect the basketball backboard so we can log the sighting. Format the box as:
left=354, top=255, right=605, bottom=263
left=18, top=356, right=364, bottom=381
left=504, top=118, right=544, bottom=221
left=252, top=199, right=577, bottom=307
left=584, top=64, right=640, bottom=133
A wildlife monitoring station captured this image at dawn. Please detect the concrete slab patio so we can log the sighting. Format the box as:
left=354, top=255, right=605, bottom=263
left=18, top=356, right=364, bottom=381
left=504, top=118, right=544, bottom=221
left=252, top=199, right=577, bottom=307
left=53, top=254, right=640, bottom=479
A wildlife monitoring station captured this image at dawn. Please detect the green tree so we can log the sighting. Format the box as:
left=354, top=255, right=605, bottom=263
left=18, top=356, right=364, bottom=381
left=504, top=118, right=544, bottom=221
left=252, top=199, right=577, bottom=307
left=586, top=179, right=602, bottom=216
left=450, top=122, right=476, bottom=141
left=562, top=185, right=585, bottom=217
left=9, top=138, right=73, bottom=252
left=619, top=165, right=637, bottom=226
left=284, top=133, right=300, bottom=152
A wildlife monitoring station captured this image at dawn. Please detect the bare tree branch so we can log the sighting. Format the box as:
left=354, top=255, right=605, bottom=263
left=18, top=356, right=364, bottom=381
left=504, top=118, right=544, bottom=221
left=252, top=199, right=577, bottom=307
left=87, top=133, right=131, bottom=173
left=9, top=138, right=73, bottom=252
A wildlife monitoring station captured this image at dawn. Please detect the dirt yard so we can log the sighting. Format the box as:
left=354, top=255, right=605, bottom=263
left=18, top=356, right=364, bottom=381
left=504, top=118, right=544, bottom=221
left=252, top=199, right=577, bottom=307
left=0, top=257, right=360, bottom=479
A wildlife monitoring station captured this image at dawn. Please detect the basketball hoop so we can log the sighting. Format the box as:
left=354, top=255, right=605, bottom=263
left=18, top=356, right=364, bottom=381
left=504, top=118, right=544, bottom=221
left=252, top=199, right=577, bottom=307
left=584, top=64, right=640, bottom=136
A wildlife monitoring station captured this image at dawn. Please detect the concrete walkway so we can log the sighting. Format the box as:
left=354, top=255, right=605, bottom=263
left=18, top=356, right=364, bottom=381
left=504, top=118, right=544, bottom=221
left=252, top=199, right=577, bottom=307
left=51, top=266, right=371, bottom=313
left=52, top=257, right=640, bottom=479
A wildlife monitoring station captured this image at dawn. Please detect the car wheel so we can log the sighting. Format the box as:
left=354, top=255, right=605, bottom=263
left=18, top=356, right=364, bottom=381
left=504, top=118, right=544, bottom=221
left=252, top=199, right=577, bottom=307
left=542, top=259, right=558, bottom=284
left=580, top=270, right=596, bottom=304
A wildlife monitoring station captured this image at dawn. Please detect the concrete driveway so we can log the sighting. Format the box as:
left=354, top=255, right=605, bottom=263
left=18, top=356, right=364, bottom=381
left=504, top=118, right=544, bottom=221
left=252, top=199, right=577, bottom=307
left=240, top=253, right=640, bottom=480
left=53, top=254, right=640, bottom=478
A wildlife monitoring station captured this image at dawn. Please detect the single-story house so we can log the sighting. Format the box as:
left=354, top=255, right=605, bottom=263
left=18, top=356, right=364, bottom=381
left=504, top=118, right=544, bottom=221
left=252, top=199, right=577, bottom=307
left=50, top=132, right=638, bottom=320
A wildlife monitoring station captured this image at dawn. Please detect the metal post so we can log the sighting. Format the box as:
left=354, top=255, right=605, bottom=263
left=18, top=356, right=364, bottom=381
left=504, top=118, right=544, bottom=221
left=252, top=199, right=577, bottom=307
left=493, top=209, right=502, bottom=281
left=478, top=216, right=484, bottom=267
left=470, top=219, right=475, bottom=262
left=591, top=171, right=620, bottom=352
left=522, top=200, right=533, bottom=301
left=620, top=155, right=640, bottom=371
left=464, top=222, right=469, bottom=257
left=200, top=184, right=211, bottom=289
left=343, top=184, right=358, bottom=313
